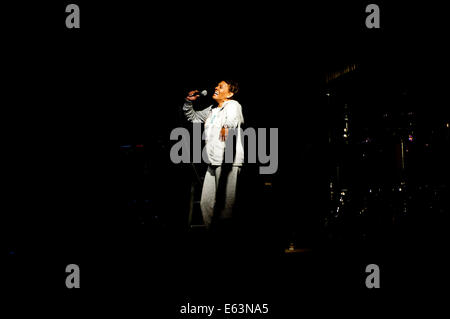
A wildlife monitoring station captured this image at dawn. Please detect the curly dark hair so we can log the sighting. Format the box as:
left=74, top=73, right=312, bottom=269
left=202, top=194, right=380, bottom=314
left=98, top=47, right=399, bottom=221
left=223, top=80, right=240, bottom=97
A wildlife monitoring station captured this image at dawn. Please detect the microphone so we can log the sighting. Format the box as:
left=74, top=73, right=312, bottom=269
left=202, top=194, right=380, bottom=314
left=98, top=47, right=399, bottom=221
left=190, top=90, right=208, bottom=98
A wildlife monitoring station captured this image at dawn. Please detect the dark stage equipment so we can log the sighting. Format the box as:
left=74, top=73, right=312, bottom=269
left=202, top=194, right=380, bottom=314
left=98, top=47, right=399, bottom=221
left=322, top=64, right=450, bottom=245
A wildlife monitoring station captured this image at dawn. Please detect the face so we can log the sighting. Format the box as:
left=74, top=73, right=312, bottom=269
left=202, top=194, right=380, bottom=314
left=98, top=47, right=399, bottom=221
left=213, top=81, right=234, bottom=102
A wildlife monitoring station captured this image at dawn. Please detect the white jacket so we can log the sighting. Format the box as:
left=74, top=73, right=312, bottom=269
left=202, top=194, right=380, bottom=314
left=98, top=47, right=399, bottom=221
left=183, top=99, right=245, bottom=166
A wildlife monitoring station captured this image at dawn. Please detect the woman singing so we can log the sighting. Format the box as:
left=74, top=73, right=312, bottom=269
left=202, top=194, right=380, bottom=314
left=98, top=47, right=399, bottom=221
left=183, top=80, right=244, bottom=230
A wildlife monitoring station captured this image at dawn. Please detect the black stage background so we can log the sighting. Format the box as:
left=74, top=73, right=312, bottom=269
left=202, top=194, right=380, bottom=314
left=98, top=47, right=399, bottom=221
left=3, top=0, right=449, bottom=316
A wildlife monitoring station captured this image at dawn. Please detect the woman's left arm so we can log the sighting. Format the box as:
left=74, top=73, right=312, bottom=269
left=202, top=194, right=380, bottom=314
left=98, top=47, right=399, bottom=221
left=223, top=101, right=244, bottom=128
left=220, top=101, right=244, bottom=141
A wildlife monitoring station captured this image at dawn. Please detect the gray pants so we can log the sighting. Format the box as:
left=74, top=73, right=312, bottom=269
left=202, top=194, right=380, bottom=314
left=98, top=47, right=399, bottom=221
left=200, top=165, right=241, bottom=229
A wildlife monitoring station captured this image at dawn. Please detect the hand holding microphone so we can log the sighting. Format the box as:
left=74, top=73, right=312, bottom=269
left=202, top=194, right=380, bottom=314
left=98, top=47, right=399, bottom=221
left=186, top=89, right=208, bottom=101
